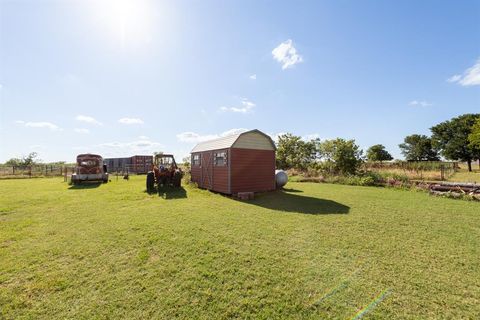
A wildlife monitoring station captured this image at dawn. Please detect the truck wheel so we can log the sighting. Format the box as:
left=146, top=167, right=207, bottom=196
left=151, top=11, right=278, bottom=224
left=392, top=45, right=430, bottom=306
left=146, top=171, right=155, bottom=192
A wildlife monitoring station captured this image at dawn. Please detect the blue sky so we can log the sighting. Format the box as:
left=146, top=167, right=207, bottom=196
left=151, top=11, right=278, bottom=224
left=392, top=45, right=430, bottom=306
left=1, top=0, right=479, bottom=162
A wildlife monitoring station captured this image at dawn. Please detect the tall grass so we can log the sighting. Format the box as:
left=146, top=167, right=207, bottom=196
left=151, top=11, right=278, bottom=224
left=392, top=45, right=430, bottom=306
left=363, top=161, right=458, bottom=181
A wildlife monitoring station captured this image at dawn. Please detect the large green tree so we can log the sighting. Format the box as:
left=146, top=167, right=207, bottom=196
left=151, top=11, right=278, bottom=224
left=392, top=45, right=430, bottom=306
left=366, top=144, right=393, bottom=162
left=399, top=134, right=439, bottom=161
left=317, top=138, right=363, bottom=175
left=275, top=133, right=317, bottom=170
left=430, top=114, right=480, bottom=172
left=470, top=118, right=480, bottom=169
left=469, top=118, right=480, bottom=148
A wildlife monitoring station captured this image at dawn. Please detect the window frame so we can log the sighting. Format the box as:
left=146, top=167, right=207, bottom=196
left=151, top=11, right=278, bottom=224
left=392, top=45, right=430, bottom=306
left=192, top=154, right=201, bottom=167
left=213, top=150, right=228, bottom=167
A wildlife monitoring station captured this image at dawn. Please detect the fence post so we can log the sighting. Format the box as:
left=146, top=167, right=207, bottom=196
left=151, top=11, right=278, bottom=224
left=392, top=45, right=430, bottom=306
left=440, top=165, right=445, bottom=181
left=29, top=166, right=32, bottom=178
left=12, top=166, right=15, bottom=175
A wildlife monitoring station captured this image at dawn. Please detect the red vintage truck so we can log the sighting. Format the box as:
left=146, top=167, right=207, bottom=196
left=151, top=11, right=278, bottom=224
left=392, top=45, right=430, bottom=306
left=71, top=154, right=109, bottom=184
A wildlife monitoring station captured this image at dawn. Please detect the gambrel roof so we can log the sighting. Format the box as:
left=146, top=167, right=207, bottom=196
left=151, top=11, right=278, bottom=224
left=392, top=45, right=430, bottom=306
left=191, top=129, right=276, bottom=153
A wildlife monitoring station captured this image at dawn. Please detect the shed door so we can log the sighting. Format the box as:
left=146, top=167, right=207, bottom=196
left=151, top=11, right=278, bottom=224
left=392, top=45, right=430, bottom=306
left=201, top=152, right=213, bottom=189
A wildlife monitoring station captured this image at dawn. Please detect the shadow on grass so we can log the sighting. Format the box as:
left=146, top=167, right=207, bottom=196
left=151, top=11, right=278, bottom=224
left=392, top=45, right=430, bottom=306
left=282, top=188, right=303, bottom=193
left=144, top=186, right=188, bottom=199
left=145, top=189, right=157, bottom=195
left=249, top=190, right=349, bottom=215
left=68, top=182, right=102, bottom=190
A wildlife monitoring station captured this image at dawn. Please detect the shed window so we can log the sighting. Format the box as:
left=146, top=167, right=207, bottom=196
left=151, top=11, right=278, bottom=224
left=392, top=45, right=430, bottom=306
left=192, top=154, right=201, bottom=166
left=214, top=151, right=227, bottom=166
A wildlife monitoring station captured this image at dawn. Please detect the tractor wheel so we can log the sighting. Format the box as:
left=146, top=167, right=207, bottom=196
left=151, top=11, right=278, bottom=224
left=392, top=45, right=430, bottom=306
left=172, top=171, right=182, bottom=188
left=146, top=171, right=155, bottom=192
left=157, top=176, right=166, bottom=188
left=166, top=176, right=173, bottom=187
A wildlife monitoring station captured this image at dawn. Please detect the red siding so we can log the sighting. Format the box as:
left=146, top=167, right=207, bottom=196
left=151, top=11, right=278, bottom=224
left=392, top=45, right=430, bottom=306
left=230, top=148, right=275, bottom=193
left=191, top=148, right=275, bottom=194
left=191, top=165, right=201, bottom=185
left=212, top=166, right=229, bottom=193
left=190, top=151, right=229, bottom=193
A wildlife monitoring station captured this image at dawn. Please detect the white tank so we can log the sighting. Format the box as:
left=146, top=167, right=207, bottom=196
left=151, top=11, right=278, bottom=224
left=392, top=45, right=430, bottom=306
left=275, top=170, right=288, bottom=189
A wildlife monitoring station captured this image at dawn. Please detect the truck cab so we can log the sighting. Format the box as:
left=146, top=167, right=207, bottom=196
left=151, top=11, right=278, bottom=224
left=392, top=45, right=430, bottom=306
left=71, top=153, right=109, bottom=184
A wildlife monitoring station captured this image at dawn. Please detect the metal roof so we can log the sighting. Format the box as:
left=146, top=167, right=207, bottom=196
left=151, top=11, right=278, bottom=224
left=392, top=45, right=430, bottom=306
left=191, top=129, right=276, bottom=153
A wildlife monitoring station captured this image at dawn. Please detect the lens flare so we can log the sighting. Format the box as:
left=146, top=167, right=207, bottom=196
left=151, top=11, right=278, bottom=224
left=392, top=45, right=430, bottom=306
left=351, top=289, right=392, bottom=320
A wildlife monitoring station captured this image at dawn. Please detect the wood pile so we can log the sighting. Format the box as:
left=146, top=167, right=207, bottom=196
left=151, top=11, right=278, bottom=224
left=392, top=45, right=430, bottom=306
left=429, top=182, right=480, bottom=200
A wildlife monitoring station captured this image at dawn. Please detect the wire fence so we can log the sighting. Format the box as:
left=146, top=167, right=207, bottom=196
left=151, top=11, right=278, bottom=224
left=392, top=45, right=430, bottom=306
left=0, top=165, right=75, bottom=178
left=363, top=161, right=459, bottom=181
left=0, top=164, right=152, bottom=179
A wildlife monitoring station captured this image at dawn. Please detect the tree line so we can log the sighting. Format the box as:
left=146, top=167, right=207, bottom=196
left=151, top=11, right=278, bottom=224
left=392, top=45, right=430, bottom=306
left=401, top=114, right=480, bottom=171
left=276, top=113, right=480, bottom=173
left=3, top=114, right=480, bottom=173
left=2, top=152, right=67, bottom=167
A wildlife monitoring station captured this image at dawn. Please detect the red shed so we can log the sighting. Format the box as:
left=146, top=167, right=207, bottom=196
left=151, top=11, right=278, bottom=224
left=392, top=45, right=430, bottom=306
left=190, top=129, right=276, bottom=194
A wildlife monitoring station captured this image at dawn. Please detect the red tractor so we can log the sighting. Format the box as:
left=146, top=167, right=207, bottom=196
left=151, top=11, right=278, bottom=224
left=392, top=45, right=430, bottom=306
left=146, top=154, right=183, bottom=192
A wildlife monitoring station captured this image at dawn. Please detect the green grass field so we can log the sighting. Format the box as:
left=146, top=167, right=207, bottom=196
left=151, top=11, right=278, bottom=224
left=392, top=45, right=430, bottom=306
left=1, top=177, right=479, bottom=319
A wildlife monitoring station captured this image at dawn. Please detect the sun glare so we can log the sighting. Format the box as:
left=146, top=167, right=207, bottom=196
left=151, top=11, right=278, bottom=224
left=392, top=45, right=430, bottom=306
left=90, top=0, right=153, bottom=48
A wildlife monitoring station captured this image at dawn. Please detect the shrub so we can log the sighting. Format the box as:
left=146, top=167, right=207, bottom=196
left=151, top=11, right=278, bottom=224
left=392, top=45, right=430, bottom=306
left=317, top=139, right=363, bottom=175
left=320, top=174, right=376, bottom=186
left=276, top=133, right=317, bottom=170
left=297, top=170, right=411, bottom=188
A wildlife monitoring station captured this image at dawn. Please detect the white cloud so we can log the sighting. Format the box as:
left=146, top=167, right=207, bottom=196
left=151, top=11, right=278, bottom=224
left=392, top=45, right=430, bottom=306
left=74, top=128, right=90, bottom=134
left=272, top=39, right=303, bottom=70
left=98, top=138, right=164, bottom=156
left=177, top=128, right=249, bottom=143
left=176, top=132, right=219, bottom=143
left=447, top=74, right=461, bottom=83
left=249, top=74, right=257, bottom=80
left=447, top=58, right=480, bottom=86
left=219, top=98, right=256, bottom=114
left=72, top=138, right=163, bottom=156
left=15, top=120, right=62, bottom=131
left=221, top=128, right=249, bottom=136
left=118, top=117, right=144, bottom=125
left=409, top=100, right=433, bottom=107
left=138, top=135, right=149, bottom=139
left=303, top=133, right=320, bottom=141
left=268, top=132, right=320, bottom=143
left=269, top=132, right=287, bottom=143
left=76, top=115, right=102, bottom=126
